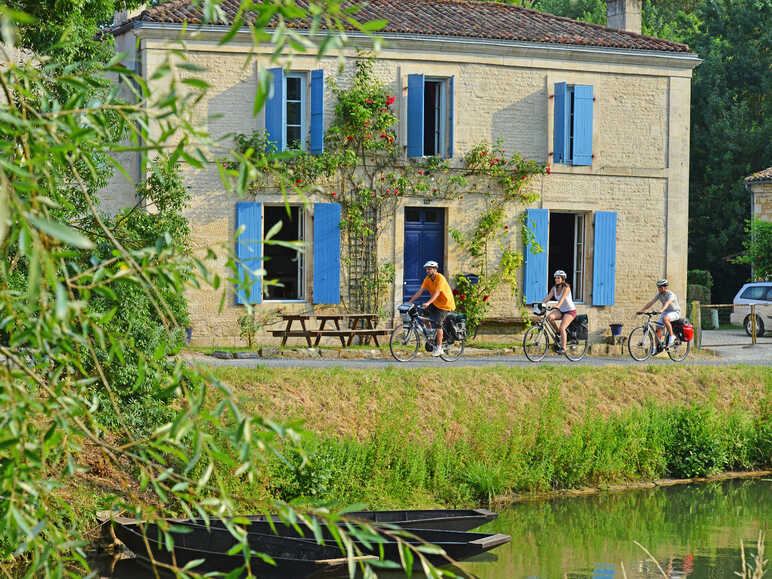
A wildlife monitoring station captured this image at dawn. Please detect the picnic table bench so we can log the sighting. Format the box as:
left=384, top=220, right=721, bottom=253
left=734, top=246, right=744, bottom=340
left=270, top=314, right=391, bottom=347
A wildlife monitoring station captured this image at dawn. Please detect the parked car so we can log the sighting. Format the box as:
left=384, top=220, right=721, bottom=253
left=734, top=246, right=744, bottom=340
left=729, top=282, right=772, bottom=337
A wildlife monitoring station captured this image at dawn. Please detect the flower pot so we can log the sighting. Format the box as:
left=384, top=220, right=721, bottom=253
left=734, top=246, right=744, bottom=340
left=609, top=323, right=624, bottom=337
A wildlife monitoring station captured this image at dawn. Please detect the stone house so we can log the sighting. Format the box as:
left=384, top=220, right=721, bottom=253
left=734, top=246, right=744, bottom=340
left=746, top=167, right=772, bottom=224
left=108, top=0, right=700, bottom=346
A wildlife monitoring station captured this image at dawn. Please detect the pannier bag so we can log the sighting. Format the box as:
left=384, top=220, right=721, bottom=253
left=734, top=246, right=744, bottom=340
left=672, top=318, right=694, bottom=342
left=567, top=314, right=589, bottom=340
left=443, top=312, right=467, bottom=343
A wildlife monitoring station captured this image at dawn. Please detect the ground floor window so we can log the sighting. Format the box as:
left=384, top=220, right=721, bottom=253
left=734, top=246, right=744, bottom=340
left=548, top=212, right=586, bottom=302
left=264, top=205, right=305, bottom=300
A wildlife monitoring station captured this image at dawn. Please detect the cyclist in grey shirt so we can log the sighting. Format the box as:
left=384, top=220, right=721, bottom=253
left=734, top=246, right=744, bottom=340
left=637, top=279, right=681, bottom=347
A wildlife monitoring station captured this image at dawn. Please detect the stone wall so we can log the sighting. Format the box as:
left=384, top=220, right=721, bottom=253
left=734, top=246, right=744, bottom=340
left=108, top=31, right=696, bottom=346
left=752, top=182, right=772, bottom=222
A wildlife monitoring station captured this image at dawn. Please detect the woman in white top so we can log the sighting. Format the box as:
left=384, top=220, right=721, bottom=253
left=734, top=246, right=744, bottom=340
left=541, top=270, right=577, bottom=354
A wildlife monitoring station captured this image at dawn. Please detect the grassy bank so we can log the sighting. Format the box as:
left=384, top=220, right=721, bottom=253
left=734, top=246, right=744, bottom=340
left=200, top=365, right=771, bottom=508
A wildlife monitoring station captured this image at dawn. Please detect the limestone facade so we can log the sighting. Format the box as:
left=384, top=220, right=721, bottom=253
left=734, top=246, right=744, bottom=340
left=109, top=27, right=700, bottom=346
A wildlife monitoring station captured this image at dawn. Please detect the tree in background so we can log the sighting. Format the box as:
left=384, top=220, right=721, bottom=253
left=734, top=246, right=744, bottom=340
left=735, top=219, right=772, bottom=281
left=686, top=0, right=772, bottom=301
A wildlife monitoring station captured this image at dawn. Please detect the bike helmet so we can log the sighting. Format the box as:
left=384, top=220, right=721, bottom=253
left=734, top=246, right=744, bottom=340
left=553, top=270, right=567, bottom=278
left=656, top=279, right=669, bottom=287
left=423, top=260, right=439, bottom=269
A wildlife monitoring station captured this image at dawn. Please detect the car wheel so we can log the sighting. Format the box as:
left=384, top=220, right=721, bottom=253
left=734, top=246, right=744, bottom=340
left=744, top=315, right=765, bottom=337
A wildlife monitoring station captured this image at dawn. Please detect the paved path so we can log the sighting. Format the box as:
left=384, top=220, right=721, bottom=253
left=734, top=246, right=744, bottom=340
left=190, top=329, right=771, bottom=369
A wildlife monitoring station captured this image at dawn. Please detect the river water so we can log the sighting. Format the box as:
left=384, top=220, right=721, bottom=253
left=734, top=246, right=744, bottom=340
left=96, top=477, right=769, bottom=578
left=462, top=477, right=770, bottom=578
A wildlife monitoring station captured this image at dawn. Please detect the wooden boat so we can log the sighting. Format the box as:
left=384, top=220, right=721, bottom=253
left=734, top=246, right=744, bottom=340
left=213, top=508, right=497, bottom=532
left=111, top=517, right=375, bottom=578
left=173, top=519, right=512, bottom=570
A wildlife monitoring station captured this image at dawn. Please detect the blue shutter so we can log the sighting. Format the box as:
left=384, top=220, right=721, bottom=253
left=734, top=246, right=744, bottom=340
left=310, top=69, right=324, bottom=155
left=447, top=76, right=454, bottom=158
left=265, top=67, right=285, bottom=152
left=523, top=208, right=549, bottom=304
left=407, top=73, right=424, bottom=158
left=572, top=85, right=593, bottom=166
left=553, top=82, right=569, bottom=165
left=235, top=202, right=262, bottom=305
left=313, top=203, right=341, bottom=304
left=592, top=211, right=617, bottom=306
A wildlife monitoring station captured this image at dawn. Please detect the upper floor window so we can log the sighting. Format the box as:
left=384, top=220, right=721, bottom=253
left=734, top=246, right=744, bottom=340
left=265, top=68, right=324, bottom=155
left=407, top=74, right=454, bottom=159
left=553, top=82, right=593, bottom=166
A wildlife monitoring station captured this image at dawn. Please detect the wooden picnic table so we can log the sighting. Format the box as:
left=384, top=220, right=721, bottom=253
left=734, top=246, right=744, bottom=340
left=270, top=314, right=390, bottom=347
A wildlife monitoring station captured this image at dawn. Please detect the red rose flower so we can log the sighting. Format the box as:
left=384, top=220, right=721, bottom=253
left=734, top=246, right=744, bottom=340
left=296, top=178, right=302, bottom=184
left=386, top=95, right=395, bottom=106
left=332, top=192, right=337, bottom=196
left=546, top=166, right=552, bottom=174
left=452, top=288, right=459, bottom=295
left=482, top=295, right=489, bottom=302
left=504, top=225, right=509, bottom=230
left=365, top=99, right=372, bottom=104
left=418, top=170, right=424, bottom=175
left=461, top=294, right=466, bottom=300
left=433, top=188, right=437, bottom=193
left=346, top=135, right=354, bottom=141
left=459, top=195, right=464, bottom=199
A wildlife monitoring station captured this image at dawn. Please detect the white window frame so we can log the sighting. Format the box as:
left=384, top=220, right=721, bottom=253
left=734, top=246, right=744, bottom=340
left=263, top=204, right=306, bottom=302
left=424, top=77, right=448, bottom=158
left=285, top=73, right=307, bottom=151
left=573, top=214, right=586, bottom=303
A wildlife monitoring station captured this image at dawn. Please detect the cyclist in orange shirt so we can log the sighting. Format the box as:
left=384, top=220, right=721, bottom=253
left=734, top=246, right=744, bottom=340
left=407, top=260, right=456, bottom=357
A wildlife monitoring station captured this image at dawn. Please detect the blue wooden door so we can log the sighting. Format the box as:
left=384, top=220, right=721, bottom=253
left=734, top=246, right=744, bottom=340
left=403, top=207, right=445, bottom=303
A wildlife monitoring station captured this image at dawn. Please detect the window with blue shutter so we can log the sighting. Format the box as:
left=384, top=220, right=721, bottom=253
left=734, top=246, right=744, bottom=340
left=265, top=68, right=285, bottom=152
left=572, top=85, right=593, bottom=166
left=592, top=211, right=617, bottom=306
left=313, top=203, right=341, bottom=304
left=553, top=82, right=569, bottom=164
left=553, top=82, right=593, bottom=166
left=310, top=69, right=324, bottom=155
left=407, top=74, right=424, bottom=158
left=235, top=202, right=262, bottom=305
left=523, top=208, right=549, bottom=304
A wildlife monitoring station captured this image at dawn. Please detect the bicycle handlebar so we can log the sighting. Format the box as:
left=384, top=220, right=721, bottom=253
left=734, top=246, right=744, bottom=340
left=636, top=311, right=661, bottom=316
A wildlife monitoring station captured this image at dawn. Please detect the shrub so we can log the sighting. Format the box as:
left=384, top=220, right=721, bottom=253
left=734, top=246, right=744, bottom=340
left=665, top=406, right=727, bottom=478
left=688, top=269, right=714, bottom=288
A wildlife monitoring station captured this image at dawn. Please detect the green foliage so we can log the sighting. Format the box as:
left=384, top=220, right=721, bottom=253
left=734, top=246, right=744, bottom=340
left=688, top=269, right=714, bottom=288
left=735, top=219, right=772, bottom=280
left=0, top=4, right=422, bottom=577
left=665, top=406, right=728, bottom=478
left=687, top=283, right=711, bottom=304
left=238, top=308, right=281, bottom=348
left=686, top=0, right=772, bottom=301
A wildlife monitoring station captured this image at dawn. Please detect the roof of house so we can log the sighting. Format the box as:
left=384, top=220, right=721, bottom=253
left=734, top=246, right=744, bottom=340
left=745, top=167, right=772, bottom=184
left=115, top=0, right=691, bottom=54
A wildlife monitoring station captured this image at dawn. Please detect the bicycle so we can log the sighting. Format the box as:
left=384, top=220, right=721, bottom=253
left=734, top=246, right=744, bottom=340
left=628, top=311, right=691, bottom=362
left=390, top=303, right=466, bottom=362
left=522, top=304, right=588, bottom=362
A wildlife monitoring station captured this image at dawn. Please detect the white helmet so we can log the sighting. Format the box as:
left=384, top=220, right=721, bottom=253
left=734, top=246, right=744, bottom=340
left=553, top=270, right=567, bottom=278
left=423, top=260, right=439, bottom=269
left=656, top=279, right=669, bottom=287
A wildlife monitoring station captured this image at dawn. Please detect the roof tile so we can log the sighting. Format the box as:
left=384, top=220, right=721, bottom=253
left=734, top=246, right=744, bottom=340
left=121, top=0, right=691, bottom=53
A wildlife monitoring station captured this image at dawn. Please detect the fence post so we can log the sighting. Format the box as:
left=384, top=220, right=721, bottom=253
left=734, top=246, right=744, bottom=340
left=690, top=300, right=702, bottom=350
left=751, top=304, right=757, bottom=345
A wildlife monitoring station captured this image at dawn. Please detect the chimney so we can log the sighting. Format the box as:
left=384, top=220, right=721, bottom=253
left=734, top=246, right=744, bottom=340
left=113, top=4, right=146, bottom=27
left=606, top=0, right=642, bottom=35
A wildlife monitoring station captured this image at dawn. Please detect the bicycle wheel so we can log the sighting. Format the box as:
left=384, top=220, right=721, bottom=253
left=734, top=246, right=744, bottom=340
left=440, top=330, right=465, bottom=362
left=390, top=326, right=420, bottom=362
left=523, top=326, right=548, bottom=362
left=564, top=333, right=588, bottom=361
left=667, top=338, right=690, bottom=362
left=628, top=326, right=654, bottom=361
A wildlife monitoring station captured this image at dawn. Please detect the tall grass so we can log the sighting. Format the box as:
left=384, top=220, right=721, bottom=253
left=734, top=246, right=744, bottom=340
left=265, top=395, right=771, bottom=506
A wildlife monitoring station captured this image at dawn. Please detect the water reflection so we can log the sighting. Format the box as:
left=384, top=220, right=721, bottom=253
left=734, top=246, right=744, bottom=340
left=93, top=478, right=769, bottom=578
left=463, top=477, right=769, bottom=578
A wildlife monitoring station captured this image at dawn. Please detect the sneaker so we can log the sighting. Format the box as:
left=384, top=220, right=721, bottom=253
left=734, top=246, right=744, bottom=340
left=667, top=335, right=675, bottom=348
left=556, top=347, right=565, bottom=355
left=432, top=346, right=444, bottom=357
